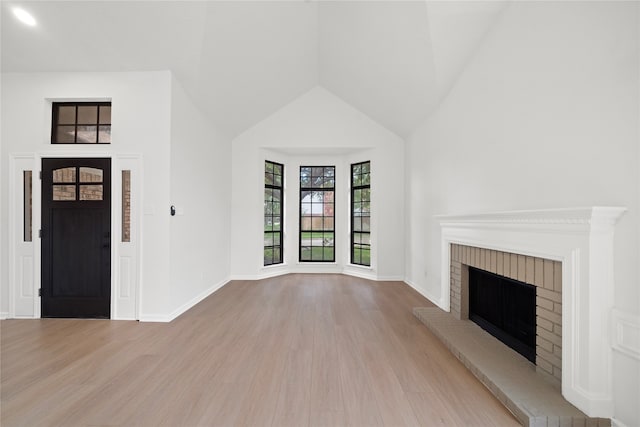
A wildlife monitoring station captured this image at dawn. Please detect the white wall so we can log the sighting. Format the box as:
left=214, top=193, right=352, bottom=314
left=405, top=2, right=639, bottom=425
left=0, top=71, right=173, bottom=319
left=168, top=76, right=231, bottom=318
left=230, top=86, right=405, bottom=280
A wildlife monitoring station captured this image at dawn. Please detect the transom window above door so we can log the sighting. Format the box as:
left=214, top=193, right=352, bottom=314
left=51, top=102, right=111, bottom=144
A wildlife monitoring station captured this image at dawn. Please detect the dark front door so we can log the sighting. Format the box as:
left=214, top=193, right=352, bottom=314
left=41, top=158, right=111, bottom=318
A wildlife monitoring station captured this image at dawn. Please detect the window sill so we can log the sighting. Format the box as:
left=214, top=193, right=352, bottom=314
left=347, top=263, right=373, bottom=270
left=296, top=261, right=338, bottom=265
left=262, top=263, right=287, bottom=270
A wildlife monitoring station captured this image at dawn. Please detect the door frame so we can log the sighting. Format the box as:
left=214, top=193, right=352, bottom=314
left=8, top=151, right=142, bottom=320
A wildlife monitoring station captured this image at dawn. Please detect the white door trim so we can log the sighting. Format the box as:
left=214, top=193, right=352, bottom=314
left=8, top=151, right=142, bottom=320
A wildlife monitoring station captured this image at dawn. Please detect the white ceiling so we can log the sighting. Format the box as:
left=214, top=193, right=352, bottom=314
left=1, top=1, right=508, bottom=139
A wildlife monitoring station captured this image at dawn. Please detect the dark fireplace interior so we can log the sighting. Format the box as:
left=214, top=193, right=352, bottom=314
left=469, top=267, right=536, bottom=363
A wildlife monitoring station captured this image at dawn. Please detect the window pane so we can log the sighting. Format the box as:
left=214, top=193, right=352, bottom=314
left=300, top=168, right=311, bottom=187
left=77, top=126, right=97, bottom=143
left=77, top=105, right=98, bottom=124
left=53, top=185, right=76, bottom=201
left=264, top=232, right=274, bottom=247
left=264, top=248, right=273, bottom=265
left=362, top=234, right=371, bottom=245
left=98, top=126, right=111, bottom=144
left=323, top=247, right=334, bottom=261
left=122, top=170, right=131, bottom=242
left=323, top=232, right=334, bottom=246
left=353, top=247, right=361, bottom=264
left=58, top=106, right=76, bottom=124
left=361, top=248, right=370, bottom=265
left=23, top=171, right=32, bottom=242
left=53, top=167, right=76, bottom=183
left=301, top=217, right=311, bottom=231
left=79, top=185, right=103, bottom=201
left=301, top=247, right=311, bottom=261
left=99, top=106, right=111, bottom=124
left=265, top=172, right=274, bottom=185
left=323, top=217, right=334, bottom=231
left=324, top=176, right=335, bottom=188
left=79, top=167, right=103, bottom=183
left=56, top=126, right=76, bottom=143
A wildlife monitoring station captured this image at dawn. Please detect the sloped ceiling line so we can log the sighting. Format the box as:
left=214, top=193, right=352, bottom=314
left=1, top=0, right=508, bottom=139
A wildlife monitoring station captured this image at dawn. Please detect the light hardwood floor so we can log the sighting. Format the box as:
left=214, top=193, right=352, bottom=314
left=1, top=274, right=520, bottom=426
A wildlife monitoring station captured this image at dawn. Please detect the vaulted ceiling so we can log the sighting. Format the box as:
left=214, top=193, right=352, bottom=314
left=1, top=1, right=507, bottom=138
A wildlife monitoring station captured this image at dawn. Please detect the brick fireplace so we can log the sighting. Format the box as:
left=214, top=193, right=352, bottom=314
left=449, top=244, right=562, bottom=383
left=436, top=207, right=626, bottom=419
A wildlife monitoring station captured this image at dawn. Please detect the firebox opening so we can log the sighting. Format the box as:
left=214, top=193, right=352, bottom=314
left=469, top=267, right=536, bottom=363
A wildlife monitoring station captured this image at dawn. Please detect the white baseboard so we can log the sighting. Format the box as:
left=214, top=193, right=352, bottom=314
left=612, top=418, right=630, bottom=427
left=0, top=312, right=8, bottom=320
left=230, top=268, right=289, bottom=281
left=377, top=275, right=406, bottom=281
left=138, top=277, right=231, bottom=323
left=234, top=269, right=404, bottom=282
left=138, top=315, right=171, bottom=322
left=166, top=277, right=231, bottom=322
left=342, top=268, right=377, bottom=281
left=404, top=278, right=447, bottom=311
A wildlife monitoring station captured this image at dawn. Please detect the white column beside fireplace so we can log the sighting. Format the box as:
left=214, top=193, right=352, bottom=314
left=437, top=207, right=626, bottom=419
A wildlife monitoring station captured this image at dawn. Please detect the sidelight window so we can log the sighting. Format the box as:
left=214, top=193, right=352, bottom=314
left=23, top=171, right=32, bottom=242
left=122, top=170, right=131, bottom=242
left=300, top=166, right=335, bottom=262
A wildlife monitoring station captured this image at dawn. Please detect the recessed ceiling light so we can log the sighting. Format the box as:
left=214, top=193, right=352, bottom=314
left=12, top=7, right=37, bottom=27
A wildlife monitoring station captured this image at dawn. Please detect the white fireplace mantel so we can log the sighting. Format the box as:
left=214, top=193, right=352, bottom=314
left=437, top=207, right=626, bottom=419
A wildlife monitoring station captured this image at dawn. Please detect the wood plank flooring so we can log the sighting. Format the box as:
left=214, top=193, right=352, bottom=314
left=1, top=274, right=520, bottom=426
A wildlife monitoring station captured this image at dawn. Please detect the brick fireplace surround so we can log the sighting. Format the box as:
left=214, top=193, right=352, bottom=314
left=449, top=244, right=563, bottom=382
left=428, top=207, right=626, bottom=422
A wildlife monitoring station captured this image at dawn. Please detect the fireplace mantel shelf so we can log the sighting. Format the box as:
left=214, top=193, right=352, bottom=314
left=436, top=206, right=626, bottom=225
left=437, top=207, right=626, bottom=419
